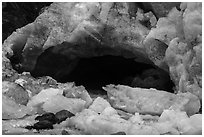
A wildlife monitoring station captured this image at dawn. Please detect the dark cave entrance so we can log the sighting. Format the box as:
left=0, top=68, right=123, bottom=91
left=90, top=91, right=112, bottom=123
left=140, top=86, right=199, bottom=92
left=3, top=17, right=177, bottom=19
left=61, top=55, right=155, bottom=90
left=30, top=51, right=175, bottom=94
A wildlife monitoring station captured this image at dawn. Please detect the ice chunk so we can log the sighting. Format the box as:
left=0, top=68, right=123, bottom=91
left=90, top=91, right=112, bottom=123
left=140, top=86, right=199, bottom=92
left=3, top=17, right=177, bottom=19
left=103, top=85, right=200, bottom=115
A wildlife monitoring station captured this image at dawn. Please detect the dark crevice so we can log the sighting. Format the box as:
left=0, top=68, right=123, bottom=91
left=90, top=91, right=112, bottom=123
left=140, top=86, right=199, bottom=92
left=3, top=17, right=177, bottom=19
left=29, top=50, right=175, bottom=94
left=9, top=51, right=25, bottom=74
left=61, top=55, right=153, bottom=88
left=30, top=47, right=72, bottom=79
left=61, top=55, right=175, bottom=93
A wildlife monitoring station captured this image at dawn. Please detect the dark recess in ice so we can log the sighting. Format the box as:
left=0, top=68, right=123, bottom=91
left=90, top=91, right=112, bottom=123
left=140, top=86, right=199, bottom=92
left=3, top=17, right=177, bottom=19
left=29, top=50, right=175, bottom=93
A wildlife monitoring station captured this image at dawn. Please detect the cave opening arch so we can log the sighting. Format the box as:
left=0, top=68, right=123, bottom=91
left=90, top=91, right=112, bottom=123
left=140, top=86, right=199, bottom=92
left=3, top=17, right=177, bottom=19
left=30, top=46, right=175, bottom=94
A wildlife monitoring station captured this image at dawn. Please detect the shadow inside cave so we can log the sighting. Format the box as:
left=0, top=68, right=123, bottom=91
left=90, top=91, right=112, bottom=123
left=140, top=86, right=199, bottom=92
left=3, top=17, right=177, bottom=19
left=30, top=51, right=175, bottom=94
